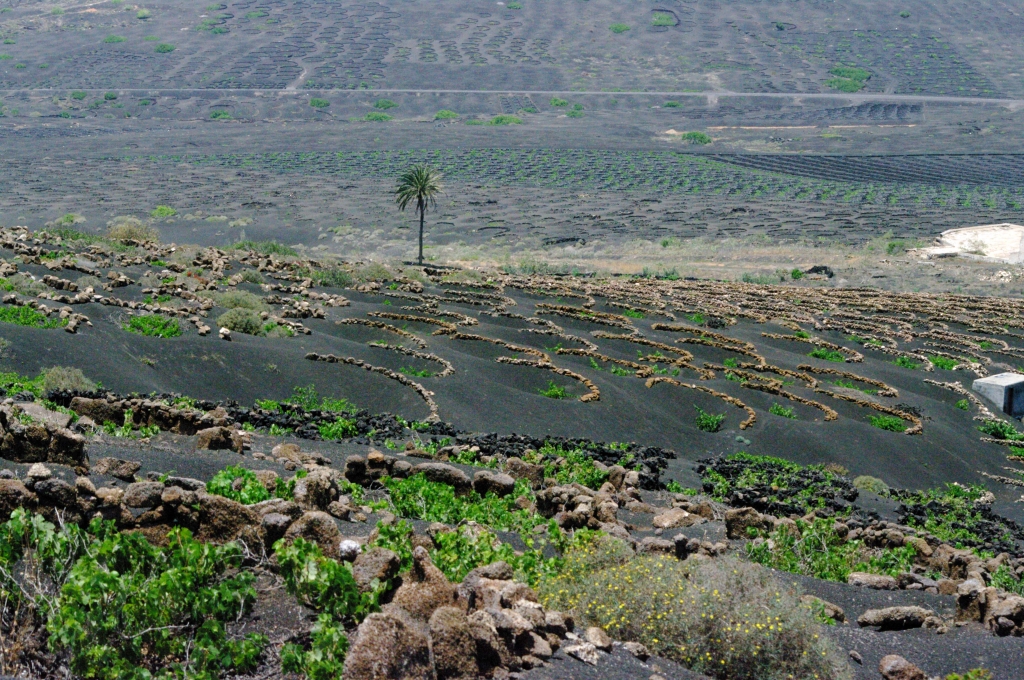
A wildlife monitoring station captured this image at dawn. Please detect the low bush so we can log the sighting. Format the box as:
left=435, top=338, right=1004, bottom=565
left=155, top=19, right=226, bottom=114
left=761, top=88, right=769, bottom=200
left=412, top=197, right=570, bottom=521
left=490, top=115, right=522, bottom=125
left=539, top=543, right=847, bottom=680
left=309, top=98, right=330, bottom=108
left=106, top=217, right=157, bottom=242
left=103, top=35, right=126, bottom=43
left=747, top=517, right=917, bottom=583
left=363, top=111, right=391, bottom=122
left=207, top=465, right=297, bottom=504
left=319, top=417, right=358, bottom=440
left=609, top=23, right=630, bottom=33
left=809, top=347, right=845, bottom=362
left=0, top=510, right=265, bottom=680
left=40, top=366, right=95, bottom=393
left=154, top=43, right=175, bottom=53
left=373, top=98, right=397, bottom=110
left=0, top=305, right=65, bottom=329
left=288, top=384, right=356, bottom=413
left=769, top=402, right=796, bottom=419
left=868, top=414, right=906, bottom=432
left=210, top=110, right=232, bottom=120
left=694, top=405, right=725, bottom=432
left=892, top=355, right=919, bottom=369
left=217, top=308, right=263, bottom=335
left=977, top=419, right=1024, bottom=441
left=679, top=131, right=712, bottom=144
left=150, top=205, right=176, bottom=218
left=928, top=355, right=959, bottom=370
left=651, top=12, right=676, bottom=26
left=892, top=483, right=1021, bottom=554
left=853, top=475, right=889, bottom=495
left=124, top=314, right=181, bottom=338
left=231, top=239, right=296, bottom=256
left=207, top=289, right=267, bottom=312
left=536, top=442, right=609, bottom=489
left=538, top=380, right=570, bottom=399
left=434, top=109, right=459, bottom=120
left=549, top=97, right=568, bottom=107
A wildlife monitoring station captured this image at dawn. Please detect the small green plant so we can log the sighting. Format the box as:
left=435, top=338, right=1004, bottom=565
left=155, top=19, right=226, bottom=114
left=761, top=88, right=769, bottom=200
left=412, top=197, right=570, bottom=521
left=609, top=23, right=630, bottom=33
left=665, top=480, right=697, bottom=494
left=104, top=92, right=118, bottom=100
left=955, top=399, right=971, bottom=411
left=136, top=8, right=152, bottom=19
left=103, top=35, right=127, bottom=43
left=288, top=384, right=357, bottom=414
left=853, top=475, right=890, bottom=495
left=549, top=97, right=569, bottom=107
left=694, top=405, right=725, bottom=432
left=651, top=12, right=675, bottom=26
left=826, top=65, right=871, bottom=92
left=148, top=204, right=176, bottom=218
left=319, top=418, right=358, bottom=440
left=231, top=239, right=296, bottom=256
left=309, top=97, right=330, bottom=109
left=0, top=306, right=66, bottom=329
left=769, top=403, right=796, bottom=419
left=434, top=109, right=458, bottom=120
left=208, top=465, right=296, bottom=504
left=399, top=366, right=433, bottom=378
left=899, top=10, right=911, bottom=18
left=893, top=356, right=919, bottom=369
left=868, top=414, right=906, bottom=432
left=154, top=43, right=175, bottom=53
left=123, top=314, right=181, bottom=338
left=790, top=268, right=804, bottom=280
left=928, top=355, right=959, bottom=370
left=977, top=419, right=1024, bottom=441
left=622, top=308, right=644, bottom=319
left=663, top=101, right=680, bottom=108
left=373, top=98, right=397, bottom=110
left=364, top=111, right=391, bottom=121
left=210, top=109, right=232, bottom=120
left=806, top=347, right=843, bottom=363
left=70, top=91, right=88, bottom=101
left=490, top=115, right=522, bottom=125
left=539, top=380, right=570, bottom=399
left=679, top=131, right=712, bottom=144
left=269, top=424, right=293, bottom=436
left=217, top=308, right=263, bottom=335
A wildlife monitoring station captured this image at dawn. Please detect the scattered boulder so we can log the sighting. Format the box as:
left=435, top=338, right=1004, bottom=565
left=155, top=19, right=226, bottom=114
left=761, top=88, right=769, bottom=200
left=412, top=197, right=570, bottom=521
left=410, top=463, right=471, bottom=495
left=622, top=641, right=649, bottom=660
left=282, top=511, right=343, bottom=560
left=847, top=572, right=898, bottom=590
left=652, top=507, right=702, bottom=529
left=473, top=470, right=516, bottom=497
left=563, top=641, right=600, bottom=665
left=69, top=397, right=125, bottom=426
left=724, top=507, right=770, bottom=539
left=343, top=608, right=433, bottom=680
left=429, top=606, right=480, bottom=679
left=391, top=547, right=458, bottom=620
left=93, top=457, right=141, bottom=481
left=584, top=626, right=612, bottom=652
left=195, top=426, right=243, bottom=452
left=0, top=479, right=37, bottom=521
left=878, top=654, right=928, bottom=680
left=196, top=492, right=261, bottom=544
left=504, top=457, right=544, bottom=488
left=124, top=481, right=164, bottom=509
left=857, top=606, right=935, bottom=631
left=351, top=547, right=401, bottom=592
left=800, top=595, right=845, bottom=623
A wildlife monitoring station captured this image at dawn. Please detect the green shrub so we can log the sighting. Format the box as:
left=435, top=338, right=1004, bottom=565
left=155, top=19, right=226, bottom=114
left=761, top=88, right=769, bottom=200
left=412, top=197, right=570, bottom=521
left=955, top=399, right=970, bottom=410
left=663, top=101, right=680, bottom=108
left=549, top=97, right=568, bottom=107
left=207, top=465, right=296, bottom=504
left=107, top=217, right=157, bottom=242
left=893, top=483, right=1016, bottom=553
left=853, top=475, right=889, bottom=495
left=217, top=308, right=263, bottom=335
left=990, top=565, right=1024, bottom=596
left=103, top=35, right=126, bottom=43
left=364, top=111, right=391, bottom=121
left=275, top=537, right=381, bottom=622
left=609, top=23, right=630, bottom=33
left=490, top=115, right=522, bottom=125
left=928, top=355, right=959, bottom=370
left=0, top=306, right=66, bottom=329
left=809, top=347, right=845, bottom=362
left=893, top=355, right=919, bottom=369
left=383, top=473, right=541, bottom=534
left=319, top=417, right=358, bottom=440
left=288, top=384, right=356, bottom=413
left=231, top=239, right=296, bottom=256
left=694, top=405, right=725, bottom=432
left=747, top=517, right=916, bottom=583
left=104, top=92, right=118, bottom=100
left=679, top=131, right=711, bottom=144
left=769, top=402, right=796, bottom=419
left=651, top=12, right=676, bottom=26
left=538, top=380, right=570, bottom=399
left=70, top=90, right=88, bottom=100
left=309, top=97, right=330, bottom=109
left=868, top=414, right=906, bottom=432
left=540, top=546, right=846, bottom=680
left=136, top=8, right=152, bottom=19
left=40, top=366, right=95, bottom=393
left=790, top=268, right=804, bottom=280
left=124, top=314, right=181, bottom=338
left=434, top=109, right=459, bottom=120
left=154, top=43, right=175, bottom=53
left=301, top=266, right=352, bottom=287
left=210, top=110, right=232, bottom=120
left=977, top=419, right=1024, bottom=440
left=208, top=289, right=267, bottom=312
left=373, top=98, right=397, bottom=110
left=43, top=520, right=265, bottom=680
left=537, top=442, right=609, bottom=489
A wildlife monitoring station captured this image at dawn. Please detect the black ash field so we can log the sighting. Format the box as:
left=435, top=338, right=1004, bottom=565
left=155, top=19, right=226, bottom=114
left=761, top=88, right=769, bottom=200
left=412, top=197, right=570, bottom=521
left=3, top=1, right=1024, bottom=679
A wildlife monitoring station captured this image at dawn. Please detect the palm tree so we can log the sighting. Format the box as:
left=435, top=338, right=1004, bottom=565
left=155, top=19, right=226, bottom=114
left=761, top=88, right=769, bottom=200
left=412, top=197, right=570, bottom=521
left=394, top=164, right=444, bottom=266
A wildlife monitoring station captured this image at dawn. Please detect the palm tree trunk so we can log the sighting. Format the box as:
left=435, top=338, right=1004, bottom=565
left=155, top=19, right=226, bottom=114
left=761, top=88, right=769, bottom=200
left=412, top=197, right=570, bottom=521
left=418, top=197, right=425, bottom=265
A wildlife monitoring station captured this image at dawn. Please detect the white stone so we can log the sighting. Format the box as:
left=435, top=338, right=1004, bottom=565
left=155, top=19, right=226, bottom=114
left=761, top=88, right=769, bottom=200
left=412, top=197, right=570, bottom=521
left=915, top=223, right=1024, bottom=264
left=973, top=372, right=1024, bottom=416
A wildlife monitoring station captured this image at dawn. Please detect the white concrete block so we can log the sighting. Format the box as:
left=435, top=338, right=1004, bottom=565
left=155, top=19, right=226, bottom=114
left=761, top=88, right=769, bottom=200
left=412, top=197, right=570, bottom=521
left=973, top=372, right=1024, bottom=417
